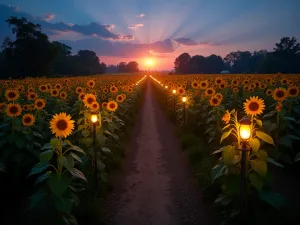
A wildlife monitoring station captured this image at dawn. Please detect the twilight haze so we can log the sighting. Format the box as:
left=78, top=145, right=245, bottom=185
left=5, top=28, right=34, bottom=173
left=0, top=0, right=299, bottom=70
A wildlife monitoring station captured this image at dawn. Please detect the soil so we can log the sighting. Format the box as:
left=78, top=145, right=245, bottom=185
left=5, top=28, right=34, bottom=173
left=104, top=80, right=216, bottom=225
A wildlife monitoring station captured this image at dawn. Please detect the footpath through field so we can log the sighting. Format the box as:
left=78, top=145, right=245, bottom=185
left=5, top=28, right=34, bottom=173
left=105, top=79, right=215, bottom=225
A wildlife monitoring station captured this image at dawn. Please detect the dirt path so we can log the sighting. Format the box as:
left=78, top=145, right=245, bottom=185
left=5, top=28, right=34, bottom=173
left=105, top=80, right=214, bottom=225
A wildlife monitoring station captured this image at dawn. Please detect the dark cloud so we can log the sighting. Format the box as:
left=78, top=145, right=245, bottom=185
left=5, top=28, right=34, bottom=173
left=37, top=13, right=55, bottom=21
left=0, top=4, right=134, bottom=42
left=174, top=38, right=198, bottom=46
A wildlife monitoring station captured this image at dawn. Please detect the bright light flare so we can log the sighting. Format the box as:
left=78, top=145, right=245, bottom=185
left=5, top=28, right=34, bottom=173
left=145, top=58, right=154, bottom=66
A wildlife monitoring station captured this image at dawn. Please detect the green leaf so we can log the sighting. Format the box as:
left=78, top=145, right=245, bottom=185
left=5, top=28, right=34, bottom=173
left=67, top=145, right=85, bottom=154
left=222, top=124, right=231, bottom=131
left=268, top=157, right=284, bottom=167
left=32, top=131, right=43, bottom=139
left=295, top=152, right=300, bottom=163
left=64, top=139, right=73, bottom=146
left=62, top=155, right=75, bottom=171
left=28, top=163, right=49, bottom=176
left=77, top=118, right=84, bottom=125
left=249, top=173, right=264, bottom=190
left=220, top=128, right=233, bottom=144
left=102, top=147, right=112, bottom=154
left=70, top=168, right=87, bottom=182
left=50, top=138, right=59, bottom=149
left=211, top=148, right=223, bottom=155
left=254, top=118, right=263, bottom=127
left=251, top=159, right=267, bottom=177
left=278, top=136, right=293, bottom=149
left=40, top=150, right=54, bottom=164
left=15, top=138, right=26, bottom=149
left=34, top=171, right=52, bottom=185
left=78, top=124, right=84, bottom=131
left=259, top=189, right=286, bottom=210
left=47, top=174, right=71, bottom=197
left=249, top=138, right=260, bottom=152
left=41, top=143, right=52, bottom=150
left=214, top=194, right=232, bottom=206
left=96, top=135, right=106, bottom=146
left=70, top=152, right=82, bottom=163
left=211, top=164, right=227, bottom=183
left=255, top=150, right=268, bottom=162
left=256, top=131, right=275, bottom=145
left=53, top=196, right=73, bottom=214
left=28, top=188, right=48, bottom=210
left=222, top=145, right=235, bottom=166
left=0, top=162, right=6, bottom=173
left=33, top=142, right=42, bottom=149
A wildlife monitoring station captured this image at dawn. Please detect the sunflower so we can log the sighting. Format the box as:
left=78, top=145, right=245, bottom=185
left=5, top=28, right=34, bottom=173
left=50, top=89, right=59, bottom=97
left=22, top=114, right=35, bottom=127
left=0, top=103, right=6, bottom=112
left=116, top=94, right=124, bottom=103
left=102, top=102, right=108, bottom=108
left=215, top=77, right=223, bottom=85
left=87, top=80, right=95, bottom=88
left=90, top=102, right=100, bottom=111
left=103, top=88, right=109, bottom=93
left=287, top=86, right=299, bottom=97
left=121, top=94, right=126, bottom=100
left=55, top=84, right=62, bottom=90
left=233, top=87, right=239, bottom=93
left=76, top=87, right=83, bottom=94
left=178, top=87, right=185, bottom=95
left=6, top=103, right=22, bottom=117
left=83, top=94, right=96, bottom=108
left=231, top=79, right=239, bottom=86
left=50, top=113, right=74, bottom=138
left=5, top=89, right=19, bottom=101
left=199, top=80, right=209, bottom=89
left=78, top=93, right=86, bottom=101
left=266, top=89, right=273, bottom=96
left=128, top=87, right=133, bottom=93
left=215, top=93, right=223, bottom=100
left=205, top=88, right=215, bottom=96
left=191, top=81, right=199, bottom=89
left=107, top=101, right=118, bottom=112
left=219, top=83, right=226, bottom=89
left=209, top=96, right=221, bottom=107
left=243, top=96, right=265, bottom=116
left=22, top=104, right=29, bottom=111
left=60, top=92, right=67, bottom=99
left=34, top=98, right=46, bottom=110
left=110, top=86, right=118, bottom=94
left=222, top=110, right=231, bottom=124
left=28, top=92, right=38, bottom=100
left=273, top=88, right=288, bottom=102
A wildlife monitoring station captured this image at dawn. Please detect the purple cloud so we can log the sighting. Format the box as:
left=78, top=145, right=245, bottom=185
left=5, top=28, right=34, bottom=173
left=173, top=38, right=198, bottom=46
left=37, top=13, right=55, bottom=21
left=136, top=13, right=145, bottom=18
left=127, top=24, right=144, bottom=30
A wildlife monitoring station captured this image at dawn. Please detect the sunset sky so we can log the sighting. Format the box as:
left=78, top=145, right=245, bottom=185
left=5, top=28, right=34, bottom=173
left=0, top=0, right=300, bottom=70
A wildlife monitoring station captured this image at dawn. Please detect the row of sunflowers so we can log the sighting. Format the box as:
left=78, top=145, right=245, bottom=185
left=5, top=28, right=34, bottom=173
left=151, top=73, right=300, bottom=224
left=0, top=75, right=146, bottom=225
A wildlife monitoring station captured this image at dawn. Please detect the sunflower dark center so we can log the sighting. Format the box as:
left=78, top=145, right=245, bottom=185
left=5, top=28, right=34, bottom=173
left=9, top=106, right=18, bottom=114
left=24, top=117, right=32, bottom=123
left=8, top=92, right=16, bottom=98
left=201, top=83, right=206, bottom=87
left=110, top=103, right=116, bottom=109
left=217, top=80, right=221, bottom=84
left=87, top=97, right=94, bottom=104
left=248, top=102, right=259, bottom=111
left=212, top=98, right=218, bottom=104
left=56, top=120, right=68, bottom=130
left=208, top=90, right=213, bottom=94
left=289, top=89, right=297, bottom=95
left=276, top=90, right=284, bottom=98
left=37, top=101, right=43, bottom=107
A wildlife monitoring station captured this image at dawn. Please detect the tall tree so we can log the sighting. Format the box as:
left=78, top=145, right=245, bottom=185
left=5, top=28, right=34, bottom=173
left=2, top=16, right=56, bottom=77
left=126, top=61, right=139, bottom=72
left=174, top=53, right=191, bottom=74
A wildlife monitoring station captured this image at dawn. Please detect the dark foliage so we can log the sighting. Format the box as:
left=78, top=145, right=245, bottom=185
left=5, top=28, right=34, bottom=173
left=174, top=37, right=300, bottom=74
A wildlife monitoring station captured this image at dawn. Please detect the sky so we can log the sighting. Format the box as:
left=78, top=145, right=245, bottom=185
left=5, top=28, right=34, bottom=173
left=0, top=0, right=300, bottom=70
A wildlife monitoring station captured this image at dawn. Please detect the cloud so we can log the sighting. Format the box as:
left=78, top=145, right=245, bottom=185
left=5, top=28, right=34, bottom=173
left=37, top=13, right=55, bottom=21
left=173, top=38, right=198, bottom=46
left=0, top=4, right=133, bottom=42
left=127, top=24, right=144, bottom=30
left=136, top=13, right=145, bottom=18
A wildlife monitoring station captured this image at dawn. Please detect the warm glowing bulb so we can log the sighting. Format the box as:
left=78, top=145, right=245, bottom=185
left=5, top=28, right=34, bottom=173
left=182, top=97, right=187, bottom=102
left=172, top=89, right=176, bottom=94
left=91, top=114, right=98, bottom=123
left=239, top=124, right=251, bottom=140
left=165, top=86, right=168, bottom=89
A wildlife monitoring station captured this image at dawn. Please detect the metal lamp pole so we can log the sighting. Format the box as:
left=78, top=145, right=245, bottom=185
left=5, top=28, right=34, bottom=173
left=182, top=96, right=187, bottom=125
left=91, top=113, right=99, bottom=196
left=238, top=117, right=251, bottom=221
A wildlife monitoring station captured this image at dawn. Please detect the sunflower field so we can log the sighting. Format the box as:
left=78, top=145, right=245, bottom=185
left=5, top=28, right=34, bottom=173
left=151, top=74, right=300, bottom=224
left=0, top=75, right=146, bottom=225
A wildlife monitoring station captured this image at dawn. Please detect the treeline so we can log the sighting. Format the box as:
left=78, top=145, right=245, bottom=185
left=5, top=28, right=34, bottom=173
left=0, top=17, right=107, bottom=79
left=0, top=16, right=140, bottom=79
left=106, top=61, right=139, bottom=73
left=174, top=37, right=300, bottom=74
